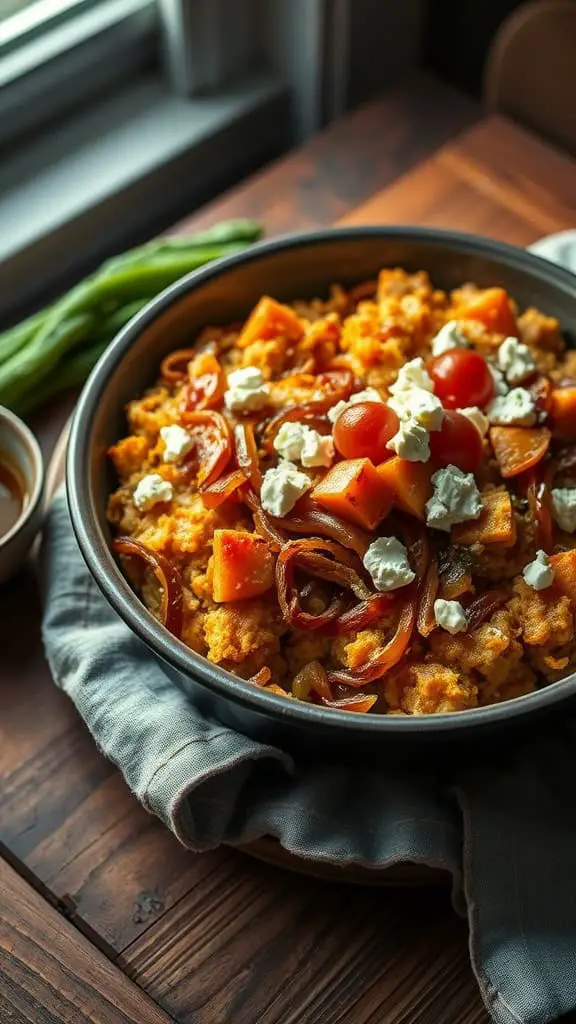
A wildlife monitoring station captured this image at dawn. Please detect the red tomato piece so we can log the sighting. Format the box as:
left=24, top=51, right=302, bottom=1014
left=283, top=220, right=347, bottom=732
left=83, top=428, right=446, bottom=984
left=429, top=410, right=484, bottom=473
left=428, top=349, right=494, bottom=410
left=332, top=402, right=399, bottom=463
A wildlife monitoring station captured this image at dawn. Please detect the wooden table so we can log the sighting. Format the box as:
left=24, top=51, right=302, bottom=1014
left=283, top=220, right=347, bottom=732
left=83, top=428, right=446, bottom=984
left=3, top=72, right=576, bottom=1024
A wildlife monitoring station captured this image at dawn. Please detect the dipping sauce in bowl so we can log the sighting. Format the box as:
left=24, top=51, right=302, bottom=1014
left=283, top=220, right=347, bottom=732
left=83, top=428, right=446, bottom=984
left=0, top=406, right=44, bottom=584
left=0, top=455, right=26, bottom=540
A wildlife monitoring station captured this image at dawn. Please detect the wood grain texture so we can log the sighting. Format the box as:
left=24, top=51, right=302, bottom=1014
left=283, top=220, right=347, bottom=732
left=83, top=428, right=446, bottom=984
left=1, top=592, right=237, bottom=953
left=340, top=115, right=576, bottom=244
left=0, top=855, right=174, bottom=1023
left=124, top=860, right=487, bottom=1024
left=174, top=73, right=478, bottom=237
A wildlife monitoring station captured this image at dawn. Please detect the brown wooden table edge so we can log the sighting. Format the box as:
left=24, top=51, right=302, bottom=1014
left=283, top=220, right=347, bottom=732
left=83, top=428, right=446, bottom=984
left=0, top=854, right=175, bottom=1023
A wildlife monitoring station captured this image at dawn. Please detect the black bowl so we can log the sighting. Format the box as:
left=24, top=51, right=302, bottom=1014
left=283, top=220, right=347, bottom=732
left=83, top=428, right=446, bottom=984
left=67, top=227, right=576, bottom=758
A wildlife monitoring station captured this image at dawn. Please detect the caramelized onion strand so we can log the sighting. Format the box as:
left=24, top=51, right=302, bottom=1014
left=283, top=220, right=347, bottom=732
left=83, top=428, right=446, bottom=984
left=465, top=590, right=509, bottom=632
left=234, top=422, right=262, bottom=491
left=113, top=537, right=183, bottom=638
left=326, top=598, right=415, bottom=687
left=262, top=369, right=354, bottom=452
left=320, top=693, right=378, bottom=713
left=160, top=348, right=198, bottom=383
left=201, top=468, right=247, bottom=508
left=181, top=409, right=232, bottom=487
left=324, top=592, right=393, bottom=637
left=276, top=496, right=370, bottom=557
left=243, top=489, right=288, bottom=550
left=417, top=558, right=439, bottom=637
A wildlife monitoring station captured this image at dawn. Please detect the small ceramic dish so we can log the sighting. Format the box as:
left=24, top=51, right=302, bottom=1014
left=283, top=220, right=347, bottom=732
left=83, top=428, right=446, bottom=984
left=0, top=406, right=45, bottom=585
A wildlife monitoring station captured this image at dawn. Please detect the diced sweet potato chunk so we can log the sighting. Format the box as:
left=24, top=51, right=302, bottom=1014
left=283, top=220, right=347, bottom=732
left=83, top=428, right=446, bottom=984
left=376, top=457, right=432, bottom=520
left=212, top=529, right=274, bottom=602
left=549, top=550, right=576, bottom=606
left=452, top=489, right=516, bottom=546
left=457, top=287, right=517, bottom=337
left=312, top=458, right=393, bottom=530
left=550, top=387, right=576, bottom=441
left=489, top=426, right=551, bottom=478
left=236, top=296, right=303, bottom=349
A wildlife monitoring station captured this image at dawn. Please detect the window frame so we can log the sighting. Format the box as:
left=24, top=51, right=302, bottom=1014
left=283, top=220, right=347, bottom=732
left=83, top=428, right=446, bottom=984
left=0, top=0, right=157, bottom=149
left=0, top=0, right=423, bottom=321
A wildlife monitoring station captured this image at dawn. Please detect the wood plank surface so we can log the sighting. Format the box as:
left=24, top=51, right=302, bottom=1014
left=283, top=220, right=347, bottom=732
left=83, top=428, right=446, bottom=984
left=177, top=73, right=478, bottom=236
left=340, top=116, right=576, bottom=245
left=2, top=72, right=576, bottom=1024
left=124, top=861, right=487, bottom=1024
left=0, top=856, right=174, bottom=1023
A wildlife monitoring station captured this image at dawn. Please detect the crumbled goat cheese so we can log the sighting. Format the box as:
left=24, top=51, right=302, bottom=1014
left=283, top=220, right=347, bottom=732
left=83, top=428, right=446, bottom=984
left=133, top=474, right=173, bottom=511
left=362, top=537, right=416, bottom=592
left=387, top=419, right=430, bottom=462
left=458, top=406, right=489, bottom=437
left=224, top=365, right=269, bottom=412
left=388, top=357, right=434, bottom=395
left=434, top=598, right=467, bottom=634
left=522, top=549, right=555, bottom=590
left=488, top=363, right=510, bottom=397
left=551, top=488, right=576, bottom=533
left=273, top=422, right=308, bottom=461
left=388, top=387, right=444, bottom=431
left=431, top=320, right=469, bottom=356
left=386, top=355, right=443, bottom=435
left=486, top=388, right=536, bottom=426
left=260, top=461, right=311, bottom=517
left=425, top=465, right=482, bottom=531
left=273, top=422, right=334, bottom=468
left=160, top=424, right=193, bottom=463
left=497, top=336, right=536, bottom=385
left=327, top=387, right=383, bottom=424
left=300, top=430, right=334, bottom=468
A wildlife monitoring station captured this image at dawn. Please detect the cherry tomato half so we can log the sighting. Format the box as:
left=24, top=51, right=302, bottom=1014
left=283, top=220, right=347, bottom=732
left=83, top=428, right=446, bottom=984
left=429, top=410, right=484, bottom=473
left=428, top=349, right=494, bottom=410
left=333, top=402, right=399, bottom=464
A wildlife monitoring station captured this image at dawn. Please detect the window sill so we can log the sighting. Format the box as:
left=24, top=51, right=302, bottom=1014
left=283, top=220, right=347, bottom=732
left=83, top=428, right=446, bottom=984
left=0, top=70, right=289, bottom=322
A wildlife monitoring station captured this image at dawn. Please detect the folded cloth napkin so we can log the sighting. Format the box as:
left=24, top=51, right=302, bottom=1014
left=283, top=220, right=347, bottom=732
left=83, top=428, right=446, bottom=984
left=42, top=233, right=576, bottom=1024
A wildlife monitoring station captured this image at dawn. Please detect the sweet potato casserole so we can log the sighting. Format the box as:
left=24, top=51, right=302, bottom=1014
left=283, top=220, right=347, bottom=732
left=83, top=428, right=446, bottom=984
left=107, top=269, right=576, bottom=715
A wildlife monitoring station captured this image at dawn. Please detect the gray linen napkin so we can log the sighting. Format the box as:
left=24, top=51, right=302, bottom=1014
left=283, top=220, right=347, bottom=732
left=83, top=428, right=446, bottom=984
left=42, top=233, right=576, bottom=1024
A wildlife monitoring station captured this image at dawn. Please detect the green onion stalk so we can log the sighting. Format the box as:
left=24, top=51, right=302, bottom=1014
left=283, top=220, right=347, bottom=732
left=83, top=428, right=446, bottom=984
left=0, top=219, right=262, bottom=416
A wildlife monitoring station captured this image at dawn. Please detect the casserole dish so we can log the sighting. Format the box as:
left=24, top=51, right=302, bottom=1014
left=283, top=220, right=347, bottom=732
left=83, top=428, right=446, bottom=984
left=67, top=227, right=576, bottom=755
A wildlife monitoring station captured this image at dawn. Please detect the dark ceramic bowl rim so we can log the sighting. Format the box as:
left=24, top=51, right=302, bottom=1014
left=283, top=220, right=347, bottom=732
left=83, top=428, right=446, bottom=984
left=67, top=225, right=576, bottom=736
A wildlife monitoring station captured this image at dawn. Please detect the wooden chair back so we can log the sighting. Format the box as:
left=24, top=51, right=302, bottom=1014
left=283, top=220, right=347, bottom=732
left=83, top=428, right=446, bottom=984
left=484, top=0, right=576, bottom=155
